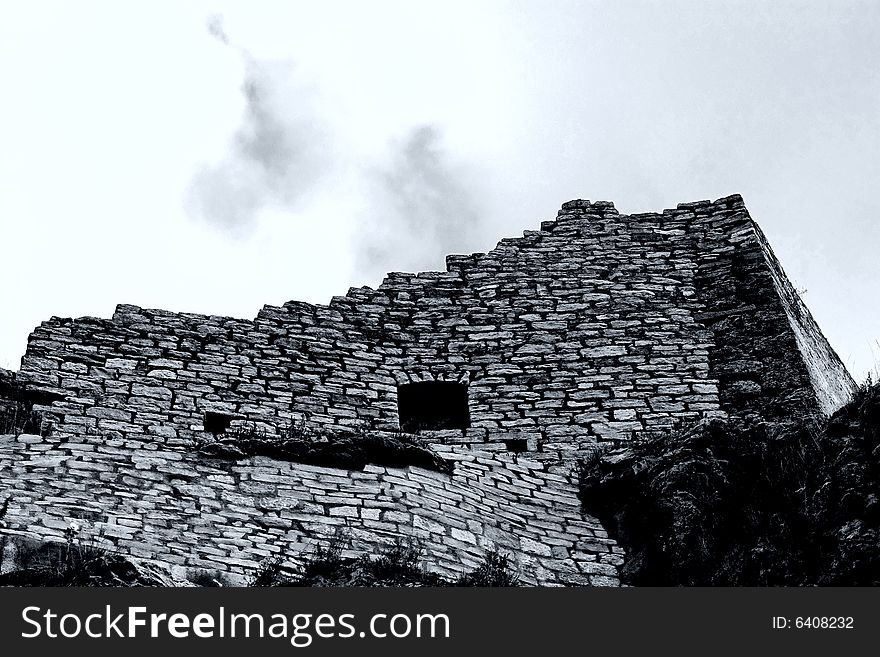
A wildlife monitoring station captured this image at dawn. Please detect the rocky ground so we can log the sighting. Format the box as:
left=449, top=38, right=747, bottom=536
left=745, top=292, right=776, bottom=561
left=0, top=535, right=185, bottom=586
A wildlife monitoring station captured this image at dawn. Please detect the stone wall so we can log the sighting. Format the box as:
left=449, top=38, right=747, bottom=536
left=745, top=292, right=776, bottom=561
left=752, top=224, right=857, bottom=415
left=691, top=203, right=858, bottom=419
left=15, top=195, right=853, bottom=453
left=0, top=432, right=619, bottom=586
left=0, top=194, right=857, bottom=584
left=0, top=369, right=16, bottom=430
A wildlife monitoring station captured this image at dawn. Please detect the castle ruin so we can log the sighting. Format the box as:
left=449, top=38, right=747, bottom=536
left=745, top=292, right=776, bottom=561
left=0, top=194, right=857, bottom=585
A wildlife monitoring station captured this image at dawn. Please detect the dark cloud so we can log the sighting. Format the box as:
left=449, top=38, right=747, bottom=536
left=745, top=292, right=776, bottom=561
left=356, top=125, right=485, bottom=278
left=186, top=16, right=329, bottom=235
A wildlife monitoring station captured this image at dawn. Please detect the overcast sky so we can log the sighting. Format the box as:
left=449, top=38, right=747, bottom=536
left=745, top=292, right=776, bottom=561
left=1, top=1, right=878, bottom=381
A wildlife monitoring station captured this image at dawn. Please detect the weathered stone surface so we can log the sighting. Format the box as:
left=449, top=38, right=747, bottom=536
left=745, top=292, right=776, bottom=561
left=0, top=431, right=611, bottom=585
left=0, top=195, right=857, bottom=586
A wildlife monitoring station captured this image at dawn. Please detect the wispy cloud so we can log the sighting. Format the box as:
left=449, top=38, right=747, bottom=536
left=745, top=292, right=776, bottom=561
left=206, top=14, right=229, bottom=46
left=189, top=17, right=487, bottom=274
left=186, top=16, right=330, bottom=235
left=356, top=125, right=485, bottom=279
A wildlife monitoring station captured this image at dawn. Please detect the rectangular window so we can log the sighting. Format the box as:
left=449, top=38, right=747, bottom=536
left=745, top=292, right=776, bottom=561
left=397, top=381, right=470, bottom=433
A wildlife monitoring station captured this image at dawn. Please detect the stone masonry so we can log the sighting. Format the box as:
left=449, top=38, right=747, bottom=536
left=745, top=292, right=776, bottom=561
left=0, top=194, right=857, bottom=585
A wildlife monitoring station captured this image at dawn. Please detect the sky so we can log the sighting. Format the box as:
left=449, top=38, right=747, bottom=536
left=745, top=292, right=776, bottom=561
left=0, top=0, right=878, bottom=381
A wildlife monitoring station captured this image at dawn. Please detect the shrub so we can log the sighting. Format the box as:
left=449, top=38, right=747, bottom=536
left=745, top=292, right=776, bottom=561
left=0, top=524, right=157, bottom=586
left=577, top=383, right=880, bottom=586
left=455, top=549, right=519, bottom=587
left=250, top=532, right=518, bottom=587
left=248, top=557, right=296, bottom=587
left=361, top=538, right=424, bottom=583
left=297, top=535, right=349, bottom=584
left=292, top=536, right=442, bottom=587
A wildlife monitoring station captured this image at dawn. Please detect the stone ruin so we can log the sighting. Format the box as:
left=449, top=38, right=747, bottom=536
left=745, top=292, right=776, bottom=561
left=0, top=194, right=857, bottom=585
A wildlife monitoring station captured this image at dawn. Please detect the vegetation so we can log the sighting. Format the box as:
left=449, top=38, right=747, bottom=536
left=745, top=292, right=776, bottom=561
left=186, top=568, right=230, bottom=587
left=454, top=548, right=519, bottom=586
left=0, top=512, right=518, bottom=587
left=577, top=382, right=880, bottom=586
left=194, top=420, right=454, bottom=475
left=0, top=523, right=166, bottom=587
left=248, top=535, right=519, bottom=587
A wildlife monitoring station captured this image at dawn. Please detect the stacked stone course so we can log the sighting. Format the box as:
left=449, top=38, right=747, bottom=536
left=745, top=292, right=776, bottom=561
left=0, top=433, right=618, bottom=585
left=0, top=195, right=857, bottom=584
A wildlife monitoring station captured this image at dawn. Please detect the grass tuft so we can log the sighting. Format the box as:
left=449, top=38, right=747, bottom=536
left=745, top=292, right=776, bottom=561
left=247, top=534, right=518, bottom=588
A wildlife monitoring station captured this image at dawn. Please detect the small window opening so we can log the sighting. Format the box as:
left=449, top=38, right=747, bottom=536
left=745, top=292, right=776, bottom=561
left=204, top=411, right=235, bottom=434
left=503, top=438, right=529, bottom=453
left=397, top=381, right=470, bottom=433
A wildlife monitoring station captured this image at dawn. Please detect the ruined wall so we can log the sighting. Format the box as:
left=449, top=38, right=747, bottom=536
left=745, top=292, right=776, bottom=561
left=0, top=194, right=856, bottom=584
left=0, top=432, right=618, bottom=586
left=0, top=369, right=16, bottom=430
left=752, top=224, right=858, bottom=415
left=691, top=203, right=858, bottom=419
left=16, top=194, right=842, bottom=454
